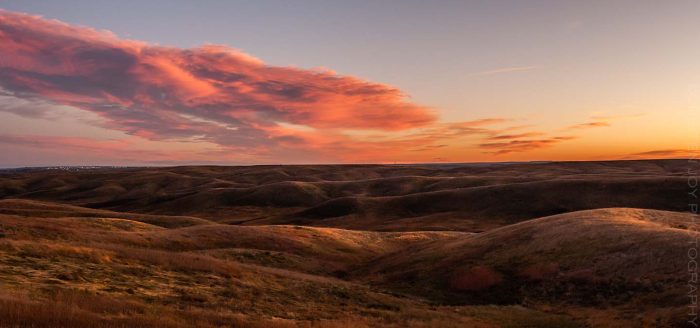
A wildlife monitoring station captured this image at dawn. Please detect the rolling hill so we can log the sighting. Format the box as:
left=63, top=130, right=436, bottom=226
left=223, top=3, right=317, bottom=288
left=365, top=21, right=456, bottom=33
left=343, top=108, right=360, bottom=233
left=0, top=159, right=695, bottom=231
left=0, top=160, right=697, bottom=327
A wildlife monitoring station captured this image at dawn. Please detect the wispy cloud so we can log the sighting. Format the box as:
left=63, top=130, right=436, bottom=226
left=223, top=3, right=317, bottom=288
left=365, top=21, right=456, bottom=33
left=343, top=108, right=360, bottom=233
left=0, top=134, right=168, bottom=160
left=486, top=132, right=545, bottom=141
left=563, top=113, right=643, bottom=132
left=567, top=121, right=611, bottom=130
left=479, top=136, right=576, bottom=155
left=625, top=149, right=700, bottom=159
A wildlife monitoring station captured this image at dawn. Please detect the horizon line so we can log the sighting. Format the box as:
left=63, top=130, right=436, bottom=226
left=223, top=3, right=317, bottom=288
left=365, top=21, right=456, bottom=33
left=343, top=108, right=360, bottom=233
left=0, top=158, right=691, bottom=170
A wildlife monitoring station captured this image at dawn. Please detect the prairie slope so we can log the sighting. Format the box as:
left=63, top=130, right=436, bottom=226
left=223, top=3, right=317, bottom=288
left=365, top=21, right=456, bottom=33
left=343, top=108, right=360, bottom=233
left=0, top=200, right=696, bottom=326
left=0, top=200, right=579, bottom=328
left=355, top=208, right=697, bottom=326
left=0, top=198, right=213, bottom=228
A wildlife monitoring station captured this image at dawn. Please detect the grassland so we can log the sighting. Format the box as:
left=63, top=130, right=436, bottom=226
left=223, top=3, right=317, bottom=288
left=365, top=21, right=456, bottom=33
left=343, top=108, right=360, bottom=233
left=0, top=160, right=696, bottom=327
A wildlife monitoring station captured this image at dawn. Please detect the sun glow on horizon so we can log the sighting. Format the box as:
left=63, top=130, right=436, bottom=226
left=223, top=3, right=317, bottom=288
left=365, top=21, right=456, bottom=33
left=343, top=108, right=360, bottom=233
left=0, top=2, right=697, bottom=166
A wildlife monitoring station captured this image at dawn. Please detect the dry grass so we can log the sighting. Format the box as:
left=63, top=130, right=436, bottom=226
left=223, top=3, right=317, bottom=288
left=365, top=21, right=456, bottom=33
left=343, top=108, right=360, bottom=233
left=1, top=288, right=574, bottom=328
left=0, top=289, right=300, bottom=328
left=95, top=243, right=240, bottom=276
left=1, top=166, right=693, bottom=328
left=0, top=205, right=590, bottom=327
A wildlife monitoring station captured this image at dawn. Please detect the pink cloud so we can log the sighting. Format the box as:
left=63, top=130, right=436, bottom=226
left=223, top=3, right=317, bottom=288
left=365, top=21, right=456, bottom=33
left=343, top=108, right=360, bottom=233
left=0, top=10, right=582, bottom=163
left=0, top=10, right=436, bottom=159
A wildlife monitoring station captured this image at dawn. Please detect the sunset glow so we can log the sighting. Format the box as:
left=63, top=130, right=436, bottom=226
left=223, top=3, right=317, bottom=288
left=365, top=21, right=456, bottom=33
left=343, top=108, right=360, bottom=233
left=1, top=1, right=698, bottom=166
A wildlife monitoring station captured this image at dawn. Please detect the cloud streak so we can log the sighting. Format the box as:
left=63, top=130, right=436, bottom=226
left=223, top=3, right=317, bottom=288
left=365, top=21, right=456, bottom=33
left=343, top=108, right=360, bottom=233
left=625, top=149, right=700, bottom=159
left=568, top=121, right=610, bottom=129
left=486, top=132, right=545, bottom=141
left=0, top=134, right=172, bottom=161
left=479, top=136, right=576, bottom=155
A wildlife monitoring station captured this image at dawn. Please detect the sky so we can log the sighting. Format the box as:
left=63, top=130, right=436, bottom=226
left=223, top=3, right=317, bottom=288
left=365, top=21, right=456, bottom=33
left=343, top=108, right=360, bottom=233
left=0, top=0, right=698, bottom=166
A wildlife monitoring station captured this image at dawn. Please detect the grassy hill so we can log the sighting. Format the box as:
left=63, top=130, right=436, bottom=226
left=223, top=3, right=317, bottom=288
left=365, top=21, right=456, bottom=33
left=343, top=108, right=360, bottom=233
left=0, top=160, right=696, bottom=327
left=0, top=199, right=696, bottom=326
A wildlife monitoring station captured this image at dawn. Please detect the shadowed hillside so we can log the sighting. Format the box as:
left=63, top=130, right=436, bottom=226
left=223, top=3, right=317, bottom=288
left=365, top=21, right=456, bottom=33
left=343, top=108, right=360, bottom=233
left=356, top=209, right=695, bottom=304
left=0, top=159, right=695, bottom=231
